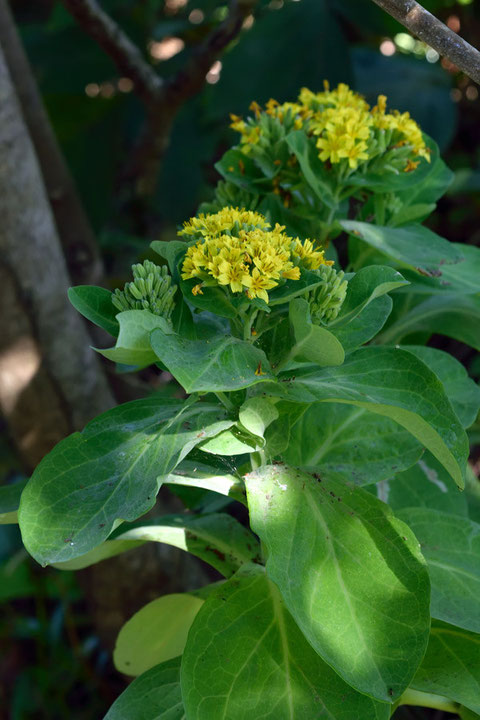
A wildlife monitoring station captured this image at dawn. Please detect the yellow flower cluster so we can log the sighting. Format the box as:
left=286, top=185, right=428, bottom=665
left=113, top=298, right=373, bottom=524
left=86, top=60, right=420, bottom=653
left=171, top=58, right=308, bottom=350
left=230, top=82, right=430, bottom=171
left=180, top=207, right=329, bottom=304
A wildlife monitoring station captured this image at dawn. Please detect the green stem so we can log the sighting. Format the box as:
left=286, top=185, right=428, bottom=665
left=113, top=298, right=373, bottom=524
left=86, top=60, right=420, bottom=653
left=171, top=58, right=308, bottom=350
left=398, top=689, right=459, bottom=714
left=215, top=392, right=235, bottom=412
left=250, top=449, right=266, bottom=470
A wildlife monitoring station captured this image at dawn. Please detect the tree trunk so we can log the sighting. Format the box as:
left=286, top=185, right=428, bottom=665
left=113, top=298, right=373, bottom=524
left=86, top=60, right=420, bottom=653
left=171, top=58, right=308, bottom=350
left=0, top=41, right=114, bottom=470
left=0, top=0, right=104, bottom=286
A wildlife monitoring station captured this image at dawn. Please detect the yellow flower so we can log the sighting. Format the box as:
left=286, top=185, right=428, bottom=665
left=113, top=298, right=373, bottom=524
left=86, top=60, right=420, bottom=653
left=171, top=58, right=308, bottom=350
left=243, top=268, right=278, bottom=303
left=180, top=208, right=329, bottom=305
left=340, top=140, right=369, bottom=170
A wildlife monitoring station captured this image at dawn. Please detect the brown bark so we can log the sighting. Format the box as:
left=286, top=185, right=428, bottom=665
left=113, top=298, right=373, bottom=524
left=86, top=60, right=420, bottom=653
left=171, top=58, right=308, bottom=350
left=0, top=43, right=114, bottom=470
left=0, top=0, right=104, bottom=286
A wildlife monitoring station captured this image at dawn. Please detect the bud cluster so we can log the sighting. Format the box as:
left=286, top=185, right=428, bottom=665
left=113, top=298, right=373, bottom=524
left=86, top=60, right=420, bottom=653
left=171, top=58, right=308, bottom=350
left=309, top=265, right=348, bottom=324
left=112, top=260, right=177, bottom=320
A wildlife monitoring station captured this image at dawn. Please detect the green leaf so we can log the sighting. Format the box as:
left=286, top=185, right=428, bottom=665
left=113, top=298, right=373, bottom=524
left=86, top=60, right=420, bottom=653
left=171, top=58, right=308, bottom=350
left=285, top=131, right=336, bottom=207
left=198, top=429, right=258, bottom=455
left=0, top=479, right=27, bottom=524
left=411, top=620, right=480, bottom=714
left=53, top=513, right=260, bottom=576
left=150, top=329, right=275, bottom=393
left=399, top=244, right=480, bottom=295
left=460, top=707, right=480, bottom=720
left=372, top=451, right=468, bottom=518
left=268, top=269, right=324, bottom=307
left=401, top=346, right=480, bottom=428
left=215, top=148, right=264, bottom=191
left=104, top=657, right=185, bottom=720
left=288, top=298, right=345, bottom=367
left=238, top=397, right=279, bottom=439
left=341, top=221, right=464, bottom=277
left=161, top=460, right=247, bottom=506
left=329, top=295, right=392, bottom=352
left=377, top=293, right=480, bottom=351
left=330, top=265, right=409, bottom=326
left=181, top=564, right=390, bottom=720
left=244, top=466, right=430, bottom=702
left=114, top=594, right=204, bottom=676
left=150, top=240, right=187, bottom=277
left=19, top=399, right=233, bottom=566
left=98, top=310, right=172, bottom=367
left=284, top=403, right=422, bottom=485
left=68, top=285, right=119, bottom=337
left=179, top=277, right=237, bottom=319
left=264, top=346, right=468, bottom=489
left=397, top=508, right=480, bottom=633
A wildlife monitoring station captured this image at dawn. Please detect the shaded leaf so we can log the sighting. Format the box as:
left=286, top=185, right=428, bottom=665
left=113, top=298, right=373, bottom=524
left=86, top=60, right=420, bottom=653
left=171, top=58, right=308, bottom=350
left=68, top=285, right=119, bottom=337
left=19, top=399, right=232, bottom=565
left=244, top=466, right=430, bottom=701
left=284, top=403, right=422, bottom=485
left=397, top=508, right=480, bottom=633
left=150, top=328, right=275, bottom=393
left=53, top=513, right=259, bottom=576
left=181, top=564, right=390, bottom=719
left=104, top=657, right=185, bottom=720
left=341, top=221, right=464, bottom=277
left=262, top=346, right=468, bottom=488
left=411, top=620, right=480, bottom=714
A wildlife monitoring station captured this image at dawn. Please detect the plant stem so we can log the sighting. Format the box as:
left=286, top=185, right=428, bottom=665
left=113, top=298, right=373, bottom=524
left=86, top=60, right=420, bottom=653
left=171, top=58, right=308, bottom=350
left=250, top=449, right=266, bottom=470
left=215, top=392, right=235, bottom=412
left=398, top=688, right=459, bottom=713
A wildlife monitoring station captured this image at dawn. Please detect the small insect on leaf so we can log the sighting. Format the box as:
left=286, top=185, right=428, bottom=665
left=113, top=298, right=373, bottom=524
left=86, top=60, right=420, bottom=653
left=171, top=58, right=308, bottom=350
left=255, top=362, right=265, bottom=376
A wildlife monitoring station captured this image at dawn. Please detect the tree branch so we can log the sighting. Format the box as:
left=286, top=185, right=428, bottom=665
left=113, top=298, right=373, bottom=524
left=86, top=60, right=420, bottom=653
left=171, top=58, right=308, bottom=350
left=371, top=0, right=480, bottom=84
left=167, top=0, right=257, bottom=105
left=60, top=0, right=164, bottom=105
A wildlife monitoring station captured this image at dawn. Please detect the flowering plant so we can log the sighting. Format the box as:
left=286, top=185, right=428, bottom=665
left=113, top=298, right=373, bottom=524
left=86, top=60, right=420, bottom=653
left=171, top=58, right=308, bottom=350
left=12, top=85, right=480, bottom=719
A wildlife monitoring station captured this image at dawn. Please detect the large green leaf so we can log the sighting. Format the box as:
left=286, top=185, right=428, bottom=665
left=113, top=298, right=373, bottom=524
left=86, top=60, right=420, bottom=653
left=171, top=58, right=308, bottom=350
left=283, top=403, right=422, bottom=485
left=377, top=293, right=480, bottom=351
left=329, top=265, right=408, bottom=327
left=114, top=593, right=204, bottom=676
left=181, top=564, right=390, bottom=719
left=19, top=399, right=232, bottom=566
left=98, top=310, right=172, bottom=367
left=411, top=620, right=480, bottom=714
left=0, top=479, right=27, bottom=524
left=288, top=298, right=345, bottom=367
left=371, top=451, right=468, bottom=518
left=245, top=465, right=430, bottom=702
left=53, top=513, right=260, bottom=576
left=68, top=285, right=119, bottom=337
left=104, top=657, right=185, bottom=720
left=341, top=221, right=464, bottom=277
left=399, top=244, right=480, bottom=295
left=401, top=346, right=480, bottom=428
left=150, top=328, right=275, bottom=393
left=329, top=295, right=393, bottom=352
left=397, top=508, right=480, bottom=633
left=262, top=346, right=468, bottom=488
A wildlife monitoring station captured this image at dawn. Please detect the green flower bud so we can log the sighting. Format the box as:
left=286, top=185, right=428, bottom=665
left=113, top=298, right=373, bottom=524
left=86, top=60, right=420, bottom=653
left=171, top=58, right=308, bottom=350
left=112, top=260, right=177, bottom=322
left=309, top=265, right=348, bottom=325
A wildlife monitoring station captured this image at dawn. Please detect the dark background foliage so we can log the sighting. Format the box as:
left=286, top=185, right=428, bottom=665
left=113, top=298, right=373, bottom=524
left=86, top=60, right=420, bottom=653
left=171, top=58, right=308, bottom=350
left=1, top=0, right=479, bottom=716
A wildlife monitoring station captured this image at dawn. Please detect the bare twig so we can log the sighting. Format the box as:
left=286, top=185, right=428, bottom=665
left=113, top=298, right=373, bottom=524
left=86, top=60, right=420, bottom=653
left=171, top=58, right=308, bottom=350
left=167, top=0, right=257, bottom=104
left=61, top=0, right=164, bottom=104
left=371, top=0, right=480, bottom=84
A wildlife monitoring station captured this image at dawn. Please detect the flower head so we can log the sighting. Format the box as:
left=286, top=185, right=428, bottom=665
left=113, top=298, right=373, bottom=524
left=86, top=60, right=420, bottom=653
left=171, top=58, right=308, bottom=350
left=229, top=83, right=430, bottom=174
left=180, top=207, right=329, bottom=304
